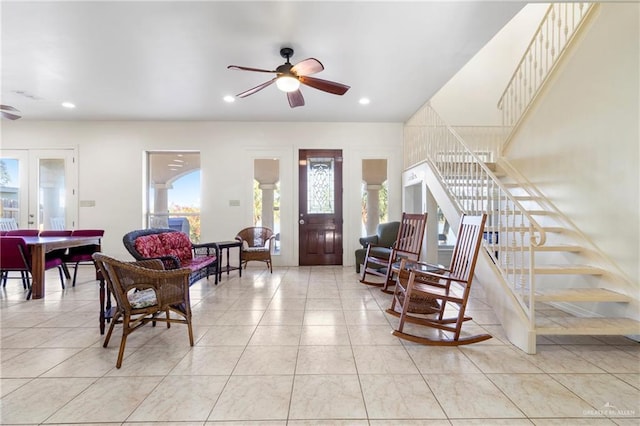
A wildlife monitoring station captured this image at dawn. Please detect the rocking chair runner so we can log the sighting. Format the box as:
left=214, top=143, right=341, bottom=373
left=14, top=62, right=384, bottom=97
left=359, top=212, right=427, bottom=292
left=386, top=214, right=492, bottom=346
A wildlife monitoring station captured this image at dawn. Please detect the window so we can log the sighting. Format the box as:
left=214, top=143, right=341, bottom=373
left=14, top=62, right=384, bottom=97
left=146, top=152, right=201, bottom=242
left=361, top=159, right=388, bottom=236
left=253, top=159, right=280, bottom=254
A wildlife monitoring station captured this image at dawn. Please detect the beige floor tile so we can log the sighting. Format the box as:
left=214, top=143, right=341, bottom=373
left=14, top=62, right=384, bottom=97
left=208, top=375, right=293, bottom=421
left=303, top=310, right=346, bottom=325
left=233, top=345, right=298, bottom=375
left=289, top=375, right=366, bottom=419
left=525, top=345, right=605, bottom=373
left=296, top=345, right=356, bottom=374
left=128, top=375, right=227, bottom=421
left=1, top=377, right=95, bottom=424
left=259, top=309, right=305, bottom=325
left=170, top=346, right=245, bottom=375
left=460, top=345, right=543, bottom=373
left=343, top=309, right=390, bottom=325
left=347, top=324, right=402, bottom=345
left=451, top=420, right=533, bottom=425
left=42, top=347, right=119, bottom=377
left=248, top=325, right=302, bottom=345
left=214, top=310, right=265, bottom=325
left=488, top=373, right=601, bottom=418
left=551, top=373, right=640, bottom=417
left=0, top=377, right=30, bottom=397
left=563, top=345, right=640, bottom=373
left=45, top=376, right=163, bottom=423
left=1, top=347, right=82, bottom=378
left=406, top=346, right=482, bottom=374
left=106, top=344, right=191, bottom=376
left=531, top=419, right=617, bottom=425
left=352, top=345, right=420, bottom=374
left=425, top=373, right=524, bottom=418
left=299, top=325, right=351, bottom=345
left=1, top=327, right=68, bottom=348
left=37, top=327, right=103, bottom=348
left=197, top=325, right=257, bottom=346
left=360, top=374, right=446, bottom=419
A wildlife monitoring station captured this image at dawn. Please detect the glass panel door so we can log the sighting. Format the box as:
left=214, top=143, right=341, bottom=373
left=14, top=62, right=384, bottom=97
left=1, top=149, right=76, bottom=230
left=29, top=150, right=77, bottom=230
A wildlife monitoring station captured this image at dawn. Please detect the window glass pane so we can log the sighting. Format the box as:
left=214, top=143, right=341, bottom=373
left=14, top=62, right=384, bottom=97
left=0, top=158, right=20, bottom=228
left=307, top=157, right=334, bottom=214
left=254, top=159, right=280, bottom=255
left=38, top=159, right=66, bottom=230
left=147, top=152, right=201, bottom=242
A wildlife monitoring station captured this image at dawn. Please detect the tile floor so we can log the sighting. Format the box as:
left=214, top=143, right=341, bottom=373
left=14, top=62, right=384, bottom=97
left=1, top=265, right=638, bottom=425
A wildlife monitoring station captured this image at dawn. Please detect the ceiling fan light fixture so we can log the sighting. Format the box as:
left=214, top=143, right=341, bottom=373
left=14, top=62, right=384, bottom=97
left=276, top=75, right=300, bottom=92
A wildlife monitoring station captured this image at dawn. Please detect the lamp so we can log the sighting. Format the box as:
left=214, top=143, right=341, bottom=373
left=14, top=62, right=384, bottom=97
left=276, top=75, right=300, bottom=92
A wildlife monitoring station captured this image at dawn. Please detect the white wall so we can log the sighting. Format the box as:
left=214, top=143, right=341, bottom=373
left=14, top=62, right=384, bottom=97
left=506, top=3, right=640, bottom=285
left=1, top=121, right=403, bottom=266
left=430, top=3, right=549, bottom=126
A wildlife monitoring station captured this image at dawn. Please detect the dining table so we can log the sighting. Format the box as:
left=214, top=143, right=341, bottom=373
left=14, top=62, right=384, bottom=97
left=21, top=235, right=102, bottom=299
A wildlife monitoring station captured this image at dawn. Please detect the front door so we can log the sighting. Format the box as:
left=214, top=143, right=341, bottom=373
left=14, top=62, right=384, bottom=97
left=298, top=149, right=343, bottom=265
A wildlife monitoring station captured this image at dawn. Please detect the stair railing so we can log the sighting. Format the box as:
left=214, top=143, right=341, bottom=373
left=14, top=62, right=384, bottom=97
left=405, top=104, right=545, bottom=325
left=497, top=2, right=596, bottom=153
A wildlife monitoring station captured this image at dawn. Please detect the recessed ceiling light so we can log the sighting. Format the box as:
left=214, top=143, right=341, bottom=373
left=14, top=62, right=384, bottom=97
left=61, top=102, right=76, bottom=109
left=168, top=163, right=183, bottom=167
left=223, top=95, right=235, bottom=103
left=359, top=98, right=370, bottom=105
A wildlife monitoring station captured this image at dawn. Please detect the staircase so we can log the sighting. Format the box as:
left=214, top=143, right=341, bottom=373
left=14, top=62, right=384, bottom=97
left=402, top=2, right=639, bottom=353
left=404, top=108, right=639, bottom=353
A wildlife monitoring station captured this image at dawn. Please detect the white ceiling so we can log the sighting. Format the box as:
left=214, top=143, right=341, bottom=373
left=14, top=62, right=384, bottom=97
left=1, top=1, right=524, bottom=122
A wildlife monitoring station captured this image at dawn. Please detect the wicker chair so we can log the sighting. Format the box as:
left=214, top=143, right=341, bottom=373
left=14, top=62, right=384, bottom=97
left=93, top=253, right=194, bottom=368
left=235, top=227, right=276, bottom=273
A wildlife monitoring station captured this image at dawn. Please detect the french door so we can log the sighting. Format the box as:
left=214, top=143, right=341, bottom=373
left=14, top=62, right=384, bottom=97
left=0, top=149, right=77, bottom=230
left=298, top=149, right=343, bottom=265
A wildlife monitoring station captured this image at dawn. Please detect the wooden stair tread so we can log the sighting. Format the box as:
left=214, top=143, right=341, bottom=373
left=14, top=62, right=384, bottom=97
left=535, top=288, right=631, bottom=302
left=502, top=244, right=582, bottom=253
left=485, top=226, right=565, bottom=233
left=525, top=265, right=604, bottom=275
left=536, top=317, right=640, bottom=335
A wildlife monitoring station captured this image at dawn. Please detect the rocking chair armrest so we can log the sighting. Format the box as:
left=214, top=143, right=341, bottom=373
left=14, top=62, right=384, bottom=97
left=408, top=268, right=467, bottom=284
left=406, top=259, right=451, bottom=273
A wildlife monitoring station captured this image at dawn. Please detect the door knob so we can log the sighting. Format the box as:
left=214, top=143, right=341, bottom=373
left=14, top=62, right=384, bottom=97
left=299, top=219, right=305, bottom=225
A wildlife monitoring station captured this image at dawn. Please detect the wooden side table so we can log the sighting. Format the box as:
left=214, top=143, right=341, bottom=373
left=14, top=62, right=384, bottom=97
left=216, top=240, right=242, bottom=281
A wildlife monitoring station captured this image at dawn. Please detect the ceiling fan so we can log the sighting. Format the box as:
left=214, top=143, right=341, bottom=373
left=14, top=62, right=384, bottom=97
left=1, top=104, right=21, bottom=120
left=228, top=47, right=350, bottom=108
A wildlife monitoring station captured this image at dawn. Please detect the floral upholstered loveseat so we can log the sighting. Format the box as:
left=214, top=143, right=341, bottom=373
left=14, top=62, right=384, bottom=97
left=123, top=228, right=219, bottom=285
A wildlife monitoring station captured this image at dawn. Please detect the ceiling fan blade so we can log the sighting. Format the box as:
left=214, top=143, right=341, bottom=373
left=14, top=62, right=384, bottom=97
left=0, top=104, right=19, bottom=112
left=291, top=58, right=324, bottom=77
left=287, top=89, right=305, bottom=108
left=299, top=76, right=350, bottom=95
left=1, top=111, right=21, bottom=120
left=236, top=78, right=277, bottom=98
left=228, top=65, right=277, bottom=73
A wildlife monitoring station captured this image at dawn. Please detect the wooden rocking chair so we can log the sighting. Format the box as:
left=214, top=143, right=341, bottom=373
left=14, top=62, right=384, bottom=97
left=359, top=212, right=427, bottom=293
left=386, top=214, right=492, bottom=346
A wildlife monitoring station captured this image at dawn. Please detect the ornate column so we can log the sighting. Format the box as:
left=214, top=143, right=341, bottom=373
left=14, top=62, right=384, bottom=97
left=153, top=183, right=171, bottom=228
left=365, top=184, right=381, bottom=235
left=259, top=183, right=275, bottom=230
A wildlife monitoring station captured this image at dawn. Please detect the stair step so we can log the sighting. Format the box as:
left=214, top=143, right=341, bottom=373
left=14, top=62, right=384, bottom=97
left=503, top=244, right=582, bottom=253
left=486, top=226, right=565, bottom=233
left=530, top=265, right=604, bottom=275
left=535, top=288, right=631, bottom=302
left=535, top=317, right=640, bottom=336
left=501, top=210, right=555, bottom=216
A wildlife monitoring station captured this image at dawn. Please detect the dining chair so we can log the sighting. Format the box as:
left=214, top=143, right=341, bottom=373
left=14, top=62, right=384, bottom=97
left=0, top=236, right=32, bottom=291
left=0, top=236, right=67, bottom=298
left=66, top=229, right=104, bottom=286
left=6, top=229, right=40, bottom=236
left=39, top=230, right=73, bottom=279
left=93, top=253, right=194, bottom=368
